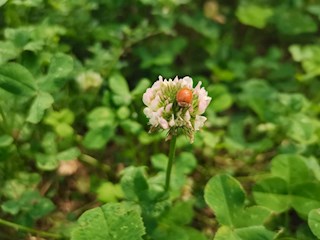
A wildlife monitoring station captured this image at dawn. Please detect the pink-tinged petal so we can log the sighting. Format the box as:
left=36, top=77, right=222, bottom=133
left=156, top=106, right=164, bottom=115
left=198, top=96, right=211, bottom=114
left=165, top=103, right=173, bottom=112
left=159, top=117, right=169, bottom=129
left=150, top=95, right=161, bottom=110
left=184, top=110, right=191, bottom=121
left=194, top=115, right=207, bottom=130
left=194, top=81, right=202, bottom=94
left=143, top=88, right=153, bottom=105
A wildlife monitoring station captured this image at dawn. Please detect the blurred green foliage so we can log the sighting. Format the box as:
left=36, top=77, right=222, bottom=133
left=0, top=0, right=320, bottom=239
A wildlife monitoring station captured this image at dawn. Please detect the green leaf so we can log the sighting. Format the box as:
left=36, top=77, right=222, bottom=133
left=235, top=226, right=276, bottom=240
left=45, top=108, right=75, bottom=126
left=56, top=147, right=81, bottom=161
left=0, top=134, right=13, bottom=147
left=151, top=154, right=168, bottom=170
left=109, top=74, right=131, bottom=106
left=215, top=225, right=275, bottom=240
left=0, top=41, right=19, bottom=64
left=96, top=182, right=124, bottom=203
left=237, top=206, right=272, bottom=227
left=165, top=200, right=194, bottom=225
left=204, top=174, right=245, bottom=227
left=236, top=4, right=273, bottom=29
left=40, top=53, right=74, bottom=92
left=286, top=114, right=317, bottom=144
left=239, top=80, right=277, bottom=121
left=120, top=120, right=142, bottom=134
left=175, top=152, right=197, bottom=174
left=2, top=190, right=55, bottom=219
left=308, top=209, right=320, bottom=239
left=120, top=166, right=149, bottom=201
left=29, top=197, right=55, bottom=219
left=214, top=226, right=240, bottom=240
left=1, top=200, right=20, bottom=215
left=152, top=225, right=189, bottom=240
left=275, top=10, right=317, bottom=35
left=184, top=228, right=208, bottom=240
left=0, top=62, right=36, bottom=96
left=83, top=126, right=114, bottom=149
left=291, top=183, right=320, bottom=217
left=27, top=92, right=54, bottom=124
left=205, top=174, right=272, bottom=230
left=271, top=154, right=313, bottom=187
left=35, top=153, right=58, bottom=171
left=87, top=107, right=115, bottom=129
left=253, top=177, right=290, bottom=213
left=131, top=78, right=150, bottom=97
left=0, top=0, right=8, bottom=7
left=71, top=202, right=145, bottom=240
left=208, top=84, right=233, bottom=112
left=116, top=106, right=131, bottom=120
left=2, top=172, right=41, bottom=199
left=47, top=53, right=74, bottom=80
left=55, top=123, right=74, bottom=138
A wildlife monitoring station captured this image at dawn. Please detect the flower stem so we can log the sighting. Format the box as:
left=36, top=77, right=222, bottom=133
left=0, top=218, right=62, bottom=239
left=165, top=135, right=177, bottom=192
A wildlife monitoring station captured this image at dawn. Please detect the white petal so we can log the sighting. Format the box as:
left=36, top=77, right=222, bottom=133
left=194, top=115, right=207, bottom=131
left=181, top=76, right=193, bottom=88
left=169, top=115, right=175, bottom=127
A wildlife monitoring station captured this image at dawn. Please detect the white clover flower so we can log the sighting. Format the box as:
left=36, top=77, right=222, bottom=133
left=76, top=71, right=103, bottom=91
left=143, top=75, right=211, bottom=142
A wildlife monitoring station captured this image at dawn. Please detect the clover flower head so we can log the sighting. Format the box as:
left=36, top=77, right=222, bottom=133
left=143, top=75, right=211, bottom=142
left=76, top=71, right=103, bottom=91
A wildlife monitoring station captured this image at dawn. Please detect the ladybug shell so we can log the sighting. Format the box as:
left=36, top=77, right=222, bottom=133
left=176, top=87, right=193, bottom=107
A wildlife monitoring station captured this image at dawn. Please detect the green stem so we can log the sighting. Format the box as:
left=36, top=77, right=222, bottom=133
left=0, top=218, right=62, bottom=239
left=165, top=135, right=177, bottom=192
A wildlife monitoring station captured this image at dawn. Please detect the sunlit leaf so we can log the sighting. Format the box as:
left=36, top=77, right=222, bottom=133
left=271, top=154, right=314, bottom=187
left=236, top=4, right=273, bottom=29
left=204, top=174, right=245, bottom=227
left=214, top=225, right=275, bottom=240
left=109, top=74, right=131, bottom=106
left=0, top=0, right=8, bottom=7
left=71, top=202, right=145, bottom=240
left=27, top=91, right=54, bottom=124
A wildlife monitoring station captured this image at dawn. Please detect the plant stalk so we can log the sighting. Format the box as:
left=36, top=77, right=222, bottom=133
left=165, top=135, right=177, bottom=192
left=0, top=218, right=62, bottom=239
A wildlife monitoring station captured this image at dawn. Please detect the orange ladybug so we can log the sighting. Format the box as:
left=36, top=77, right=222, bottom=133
left=176, top=87, right=193, bottom=107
